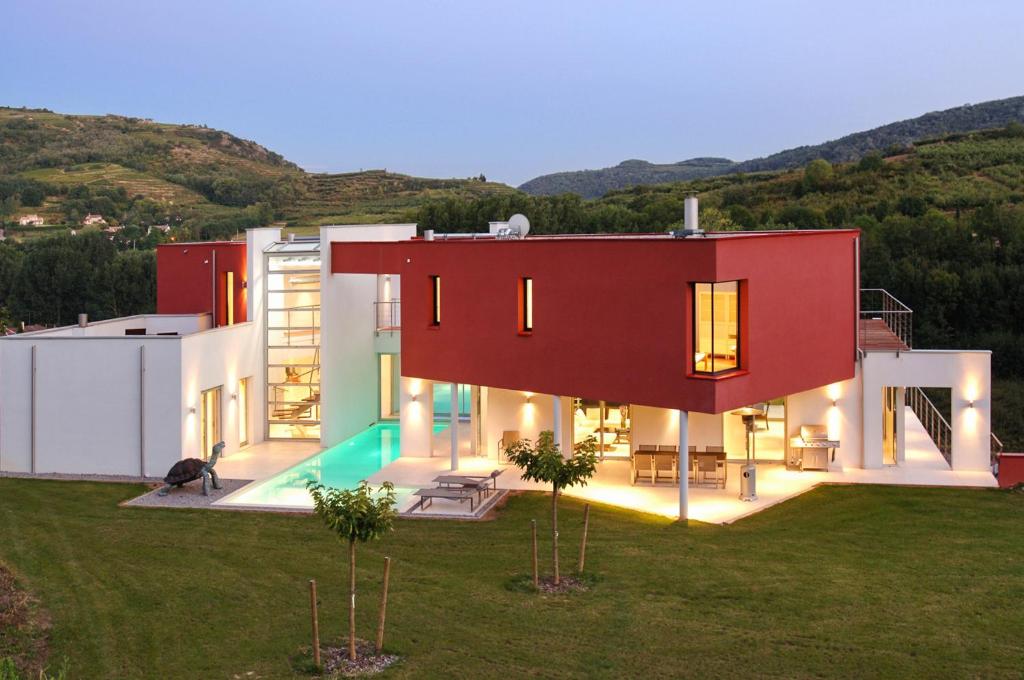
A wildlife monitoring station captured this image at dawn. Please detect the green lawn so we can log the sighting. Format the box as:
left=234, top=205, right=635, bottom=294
left=1, top=479, right=1022, bottom=679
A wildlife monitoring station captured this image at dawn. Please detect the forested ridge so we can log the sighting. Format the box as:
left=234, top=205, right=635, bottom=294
left=519, top=94, right=1024, bottom=197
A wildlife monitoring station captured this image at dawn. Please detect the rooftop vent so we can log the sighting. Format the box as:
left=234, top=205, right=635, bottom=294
left=671, top=196, right=704, bottom=238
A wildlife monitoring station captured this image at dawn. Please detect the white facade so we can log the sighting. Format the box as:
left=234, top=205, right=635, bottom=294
left=0, top=315, right=259, bottom=477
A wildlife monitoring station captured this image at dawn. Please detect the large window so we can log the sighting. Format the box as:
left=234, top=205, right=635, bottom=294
left=266, top=246, right=321, bottom=439
left=693, top=280, right=740, bottom=374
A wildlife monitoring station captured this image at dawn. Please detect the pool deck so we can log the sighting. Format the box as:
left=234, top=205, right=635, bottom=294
left=208, top=410, right=996, bottom=524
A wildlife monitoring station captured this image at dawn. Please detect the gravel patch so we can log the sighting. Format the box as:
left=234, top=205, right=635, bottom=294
left=123, top=479, right=253, bottom=509
left=320, top=640, right=399, bottom=677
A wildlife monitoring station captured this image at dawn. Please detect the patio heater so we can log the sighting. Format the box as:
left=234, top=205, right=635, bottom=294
left=730, top=406, right=761, bottom=501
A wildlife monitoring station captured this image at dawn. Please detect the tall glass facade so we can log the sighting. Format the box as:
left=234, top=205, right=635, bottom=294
left=266, top=244, right=321, bottom=439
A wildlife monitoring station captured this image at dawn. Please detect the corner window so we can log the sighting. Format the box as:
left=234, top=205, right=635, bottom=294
left=519, top=277, right=533, bottom=333
left=430, top=275, right=441, bottom=326
left=693, top=280, right=740, bottom=374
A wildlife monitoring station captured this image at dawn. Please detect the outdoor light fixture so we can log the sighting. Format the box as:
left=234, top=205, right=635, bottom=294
left=231, top=393, right=238, bottom=401
left=832, top=399, right=838, bottom=407
left=411, top=393, right=418, bottom=402
left=968, top=400, right=975, bottom=408
left=525, top=394, right=532, bottom=404
left=188, top=407, right=196, bottom=414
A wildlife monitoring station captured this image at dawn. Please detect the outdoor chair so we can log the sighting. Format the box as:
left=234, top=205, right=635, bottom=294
left=695, top=453, right=727, bottom=489
left=412, top=486, right=479, bottom=512
left=655, top=445, right=679, bottom=483
left=498, top=430, right=521, bottom=463
left=631, top=445, right=657, bottom=484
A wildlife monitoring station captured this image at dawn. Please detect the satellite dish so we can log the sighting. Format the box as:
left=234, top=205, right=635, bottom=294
left=507, top=213, right=530, bottom=237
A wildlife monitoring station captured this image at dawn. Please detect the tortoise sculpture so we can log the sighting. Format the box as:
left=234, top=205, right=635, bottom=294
left=158, top=441, right=224, bottom=496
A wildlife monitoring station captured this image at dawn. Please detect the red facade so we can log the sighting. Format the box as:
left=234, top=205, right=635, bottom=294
left=156, top=242, right=247, bottom=326
left=332, top=230, right=860, bottom=414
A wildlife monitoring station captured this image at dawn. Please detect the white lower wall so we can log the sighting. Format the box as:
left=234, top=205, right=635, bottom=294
left=179, top=322, right=262, bottom=463
left=399, top=376, right=434, bottom=456
left=632, top=405, right=722, bottom=451
left=321, top=224, right=417, bottom=448
left=0, top=337, right=182, bottom=477
left=861, top=350, right=991, bottom=471
left=786, top=372, right=862, bottom=469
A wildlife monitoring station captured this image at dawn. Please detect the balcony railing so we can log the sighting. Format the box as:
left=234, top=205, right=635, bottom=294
left=374, top=299, right=400, bottom=334
left=860, top=288, right=913, bottom=350
left=907, top=387, right=952, bottom=466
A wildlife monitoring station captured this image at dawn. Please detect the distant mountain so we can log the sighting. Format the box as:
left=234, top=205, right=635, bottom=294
left=519, top=95, right=1024, bottom=198
left=518, top=157, right=736, bottom=199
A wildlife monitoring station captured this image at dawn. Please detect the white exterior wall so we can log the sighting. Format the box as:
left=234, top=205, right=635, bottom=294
left=786, top=371, right=863, bottom=469
left=861, top=350, right=991, bottom=471
left=320, top=224, right=416, bottom=448
left=399, top=376, right=434, bottom=456
left=0, top=337, right=182, bottom=477
left=0, top=319, right=261, bottom=477
left=245, top=227, right=281, bottom=446
left=632, top=405, right=722, bottom=451
left=179, top=322, right=262, bottom=461
left=478, top=387, right=557, bottom=458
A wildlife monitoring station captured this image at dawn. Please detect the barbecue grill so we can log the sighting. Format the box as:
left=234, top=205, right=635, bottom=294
left=788, top=425, right=839, bottom=471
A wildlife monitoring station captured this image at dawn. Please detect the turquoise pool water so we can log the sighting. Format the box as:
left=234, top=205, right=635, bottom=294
left=220, top=422, right=438, bottom=509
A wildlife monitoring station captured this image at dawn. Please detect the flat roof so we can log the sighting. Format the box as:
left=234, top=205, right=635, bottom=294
left=413, top=228, right=860, bottom=243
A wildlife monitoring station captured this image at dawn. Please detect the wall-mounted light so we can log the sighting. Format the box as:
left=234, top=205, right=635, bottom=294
left=832, top=399, right=838, bottom=408
left=525, top=395, right=532, bottom=404
left=411, top=393, right=418, bottom=402
left=188, top=406, right=196, bottom=414
left=231, top=393, right=238, bottom=401
left=968, top=400, right=975, bottom=408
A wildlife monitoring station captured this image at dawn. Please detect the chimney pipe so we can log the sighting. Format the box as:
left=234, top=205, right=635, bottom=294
left=424, top=229, right=435, bottom=241
left=684, top=195, right=699, bottom=232
left=78, top=313, right=88, bottom=328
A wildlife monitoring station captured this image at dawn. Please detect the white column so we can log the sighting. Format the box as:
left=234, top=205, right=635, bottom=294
left=552, top=394, right=563, bottom=454
left=678, top=409, right=689, bottom=521
left=895, top=386, right=906, bottom=464
left=450, top=382, right=459, bottom=470
left=469, top=385, right=480, bottom=456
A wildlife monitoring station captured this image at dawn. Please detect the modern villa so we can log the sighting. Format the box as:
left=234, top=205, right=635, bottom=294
left=0, top=200, right=1005, bottom=522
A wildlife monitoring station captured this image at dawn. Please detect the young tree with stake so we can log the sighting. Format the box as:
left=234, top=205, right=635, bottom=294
left=505, top=431, right=598, bottom=586
left=306, top=480, right=397, bottom=661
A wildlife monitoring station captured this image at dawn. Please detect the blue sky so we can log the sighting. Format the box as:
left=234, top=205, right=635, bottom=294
left=3, top=0, right=1023, bottom=186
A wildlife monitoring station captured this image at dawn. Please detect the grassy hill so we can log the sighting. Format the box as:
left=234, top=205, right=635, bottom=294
left=519, top=95, right=1024, bottom=198
left=0, top=107, right=514, bottom=239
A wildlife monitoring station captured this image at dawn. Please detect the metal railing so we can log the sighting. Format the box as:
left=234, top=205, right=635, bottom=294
left=374, top=299, right=401, bottom=334
left=860, top=288, right=913, bottom=349
left=991, top=432, right=1004, bottom=467
left=906, top=387, right=952, bottom=466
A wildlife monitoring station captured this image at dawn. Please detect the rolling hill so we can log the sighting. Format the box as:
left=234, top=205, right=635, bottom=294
left=519, top=95, right=1024, bottom=198
left=0, top=107, right=515, bottom=237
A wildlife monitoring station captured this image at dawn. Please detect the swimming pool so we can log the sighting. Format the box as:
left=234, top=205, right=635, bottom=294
left=219, top=422, right=434, bottom=509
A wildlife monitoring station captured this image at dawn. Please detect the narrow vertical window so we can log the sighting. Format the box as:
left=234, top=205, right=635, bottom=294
left=520, top=277, right=533, bottom=333
left=430, top=275, right=441, bottom=326
left=225, top=271, right=234, bottom=325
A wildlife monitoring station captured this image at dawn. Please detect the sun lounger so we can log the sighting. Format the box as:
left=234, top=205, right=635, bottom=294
left=433, top=469, right=503, bottom=491
left=412, top=486, right=479, bottom=512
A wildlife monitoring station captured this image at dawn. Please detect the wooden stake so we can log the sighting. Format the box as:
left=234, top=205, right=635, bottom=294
left=531, top=519, right=539, bottom=589
left=376, top=557, right=392, bottom=654
left=578, top=503, right=591, bottom=575
left=309, top=579, right=321, bottom=669
left=348, top=540, right=357, bottom=661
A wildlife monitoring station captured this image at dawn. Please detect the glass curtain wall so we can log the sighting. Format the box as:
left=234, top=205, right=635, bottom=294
left=266, top=245, right=321, bottom=439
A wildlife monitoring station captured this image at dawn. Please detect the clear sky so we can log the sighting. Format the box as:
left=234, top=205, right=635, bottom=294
left=3, top=0, right=1023, bottom=186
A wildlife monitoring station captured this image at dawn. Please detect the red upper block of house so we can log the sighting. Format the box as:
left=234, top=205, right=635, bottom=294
left=156, top=242, right=247, bottom=326
left=331, top=230, right=860, bottom=414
